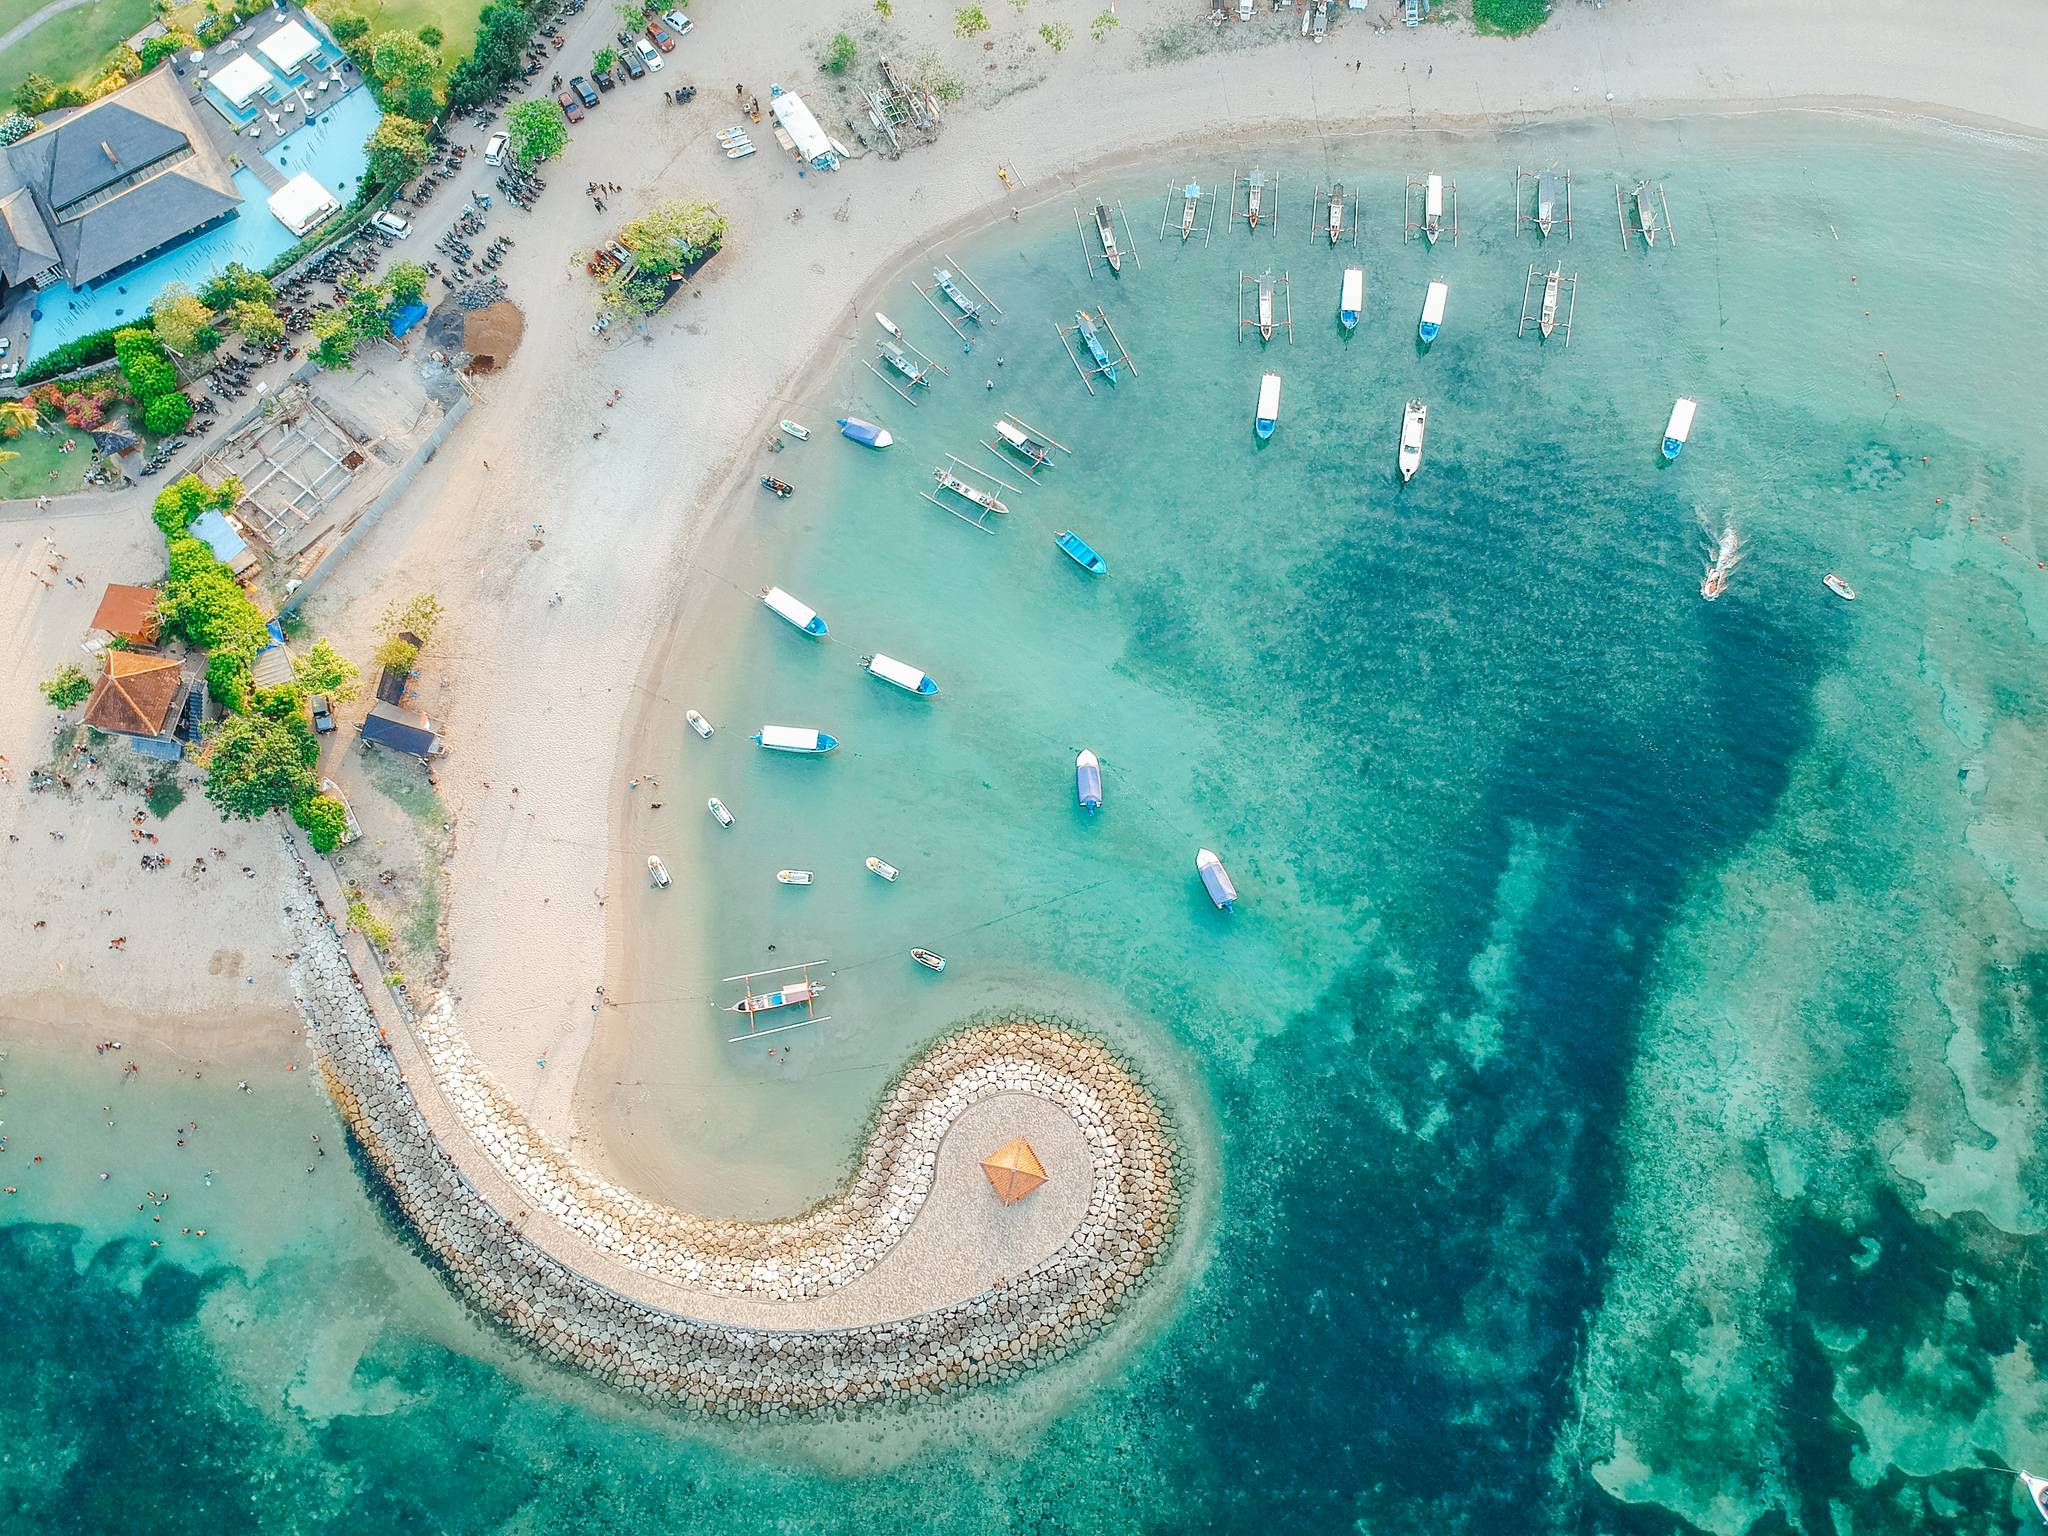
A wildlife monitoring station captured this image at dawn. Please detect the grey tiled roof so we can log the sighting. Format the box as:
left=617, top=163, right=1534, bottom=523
left=0, top=188, right=59, bottom=285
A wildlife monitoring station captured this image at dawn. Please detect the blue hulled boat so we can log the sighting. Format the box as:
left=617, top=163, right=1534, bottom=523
left=1054, top=529, right=1107, bottom=574
left=1076, top=749, right=1102, bottom=813
left=1075, top=310, right=1116, bottom=384
left=838, top=417, right=894, bottom=448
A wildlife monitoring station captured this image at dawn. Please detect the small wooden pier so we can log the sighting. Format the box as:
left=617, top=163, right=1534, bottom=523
left=1515, top=165, right=1574, bottom=240
left=1159, top=177, right=1216, bottom=245
left=922, top=459, right=1012, bottom=534
left=1076, top=198, right=1141, bottom=276
left=920, top=256, right=1004, bottom=337
left=1518, top=263, right=1578, bottom=346
left=1615, top=179, right=1676, bottom=252
left=1403, top=174, right=1459, bottom=247
left=1312, top=183, right=1358, bottom=244
left=1232, top=168, right=1279, bottom=236
left=1054, top=308, right=1136, bottom=395
left=1237, top=270, right=1294, bottom=344
left=981, top=411, right=1071, bottom=479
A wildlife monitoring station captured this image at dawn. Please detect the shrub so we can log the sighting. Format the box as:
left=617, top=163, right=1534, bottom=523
left=328, top=11, right=370, bottom=43
left=145, top=775, right=185, bottom=819
left=617, top=198, right=725, bottom=273
left=1472, top=0, right=1549, bottom=34
left=823, top=32, right=857, bottom=72
left=41, top=663, right=92, bottom=710
left=1089, top=8, right=1118, bottom=40
left=345, top=896, right=394, bottom=949
left=1040, top=20, right=1072, bottom=49
left=203, top=711, right=317, bottom=819
left=13, top=74, right=56, bottom=115
left=139, top=32, right=194, bottom=70
left=143, top=391, right=195, bottom=436
left=873, top=0, right=891, bottom=15
left=0, top=111, right=34, bottom=146
left=418, top=23, right=444, bottom=47
left=15, top=318, right=153, bottom=386
left=954, top=5, right=988, bottom=37
left=292, top=793, right=350, bottom=853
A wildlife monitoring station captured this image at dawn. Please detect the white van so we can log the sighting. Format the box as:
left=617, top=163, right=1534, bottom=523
left=371, top=210, right=412, bottom=239
left=484, top=132, right=509, bottom=167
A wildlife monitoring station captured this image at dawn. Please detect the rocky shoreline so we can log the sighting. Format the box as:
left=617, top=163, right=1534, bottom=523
left=278, top=832, right=1183, bottom=1411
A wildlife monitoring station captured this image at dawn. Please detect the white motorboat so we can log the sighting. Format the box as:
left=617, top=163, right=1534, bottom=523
left=708, top=797, right=734, bottom=826
left=779, top=420, right=810, bottom=441
left=863, top=653, right=939, bottom=696
left=776, top=869, right=815, bottom=886
left=910, top=948, right=947, bottom=973
left=866, top=856, right=899, bottom=881
left=1663, top=397, right=1698, bottom=461
left=1340, top=266, right=1363, bottom=332
left=752, top=725, right=839, bottom=754
left=1399, top=399, right=1427, bottom=482
left=647, top=855, right=671, bottom=888
left=686, top=709, right=714, bottom=738
left=1823, top=573, right=1858, bottom=601
left=761, top=585, right=828, bottom=636
left=1197, top=847, right=1238, bottom=910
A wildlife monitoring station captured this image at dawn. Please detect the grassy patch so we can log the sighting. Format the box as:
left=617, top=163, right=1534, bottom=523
left=0, top=430, right=79, bottom=500
left=330, top=745, right=450, bottom=985
left=306, top=0, right=484, bottom=59
left=0, top=0, right=155, bottom=102
left=1471, top=0, right=1549, bottom=36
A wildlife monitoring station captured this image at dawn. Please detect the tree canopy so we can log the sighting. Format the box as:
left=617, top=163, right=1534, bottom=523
left=233, top=299, right=284, bottom=346
left=369, top=30, right=444, bottom=118
left=200, top=262, right=275, bottom=311
left=365, top=113, right=432, bottom=188
left=505, top=98, right=567, bottom=167
left=204, top=712, right=318, bottom=820
left=291, top=637, right=361, bottom=703
left=617, top=200, right=726, bottom=274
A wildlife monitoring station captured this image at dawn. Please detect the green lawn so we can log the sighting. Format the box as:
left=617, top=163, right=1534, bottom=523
left=0, top=428, right=85, bottom=499
left=307, top=0, right=485, bottom=61
left=0, top=0, right=155, bottom=102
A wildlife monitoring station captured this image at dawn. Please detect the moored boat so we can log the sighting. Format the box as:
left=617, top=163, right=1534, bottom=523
left=1418, top=279, right=1447, bottom=344
left=910, top=948, right=947, bottom=973
left=1257, top=271, right=1276, bottom=341
left=1537, top=168, right=1558, bottom=237
left=779, top=419, right=810, bottom=441
left=1076, top=748, right=1102, bottom=812
left=1538, top=267, right=1561, bottom=338
left=1246, top=167, right=1265, bottom=229
left=880, top=341, right=925, bottom=383
left=1197, top=847, right=1238, bottom=910
left=862, top=652, right=939, bottom=695
left=1255, top=372, right=1282, bottom=440
left=1423, top=173, right=1445, bottom=245
left=761, top=585, right=827, bottom=636
left=776, top=869, right=814, bottom=886
left=1054, top=529, right=1107, bottom=574
left=1399, top=398, right=1427, bottom=482
left=1326, top=182, right=1344, bottom=244
left=935, top=268, right=980, bottom=318
left=752, top=725, right=839, bottom=754
left=1822, top=572, right=1858, bottom=601
left=866, top=855, right=899, bottom=881
left=1632, top=180, right=1659, bottom=246
left=1340, top=266, right=1363, bottom=332
left=1075, top=310, right=1116, bottom=384
left=647, top=855, right=671, bottom=888
left=1179, top=181, right=1201, bottom=239
left=686, top=709, right=713, bottom=738
left=1094, top=202, right=1122, bottom=272
left=760, top=476, right=794, bottom=498
left=708, top=796, right=734, bottom=826
left=995, top=417, right=1053, bottom=467
left=875, top=311, right=904, bottom=339
left=728, top=976, right=823, bottom=1014
left=934, top=466, right=1007, bottom=516
left=837, top=416, right=893, bottom=448
left=1663, top=397, right=1697, bottom=461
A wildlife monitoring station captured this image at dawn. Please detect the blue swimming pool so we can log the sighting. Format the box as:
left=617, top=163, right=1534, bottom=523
left=25, top=87, right=381, bottom=362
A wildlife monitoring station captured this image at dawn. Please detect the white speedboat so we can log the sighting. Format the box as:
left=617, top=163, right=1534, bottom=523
left=911, top=948, right=947, bottom=972
left=707, top=797, right=734, bottom=826
left=866, top=856, right=899, bottom=881
left=1197, top=847, right=1238, bottom=911
left=777, top=869, right=815, bottom=886
left=753, top=725, right=839, bottom=754
left=1823, top=573, right=1857, bottom=601
left=761, top=585, right=828, bottom=637
left=1399, top=399, right=1427, bottom=482
left=779, top=420, right=810, bottom=441
left=647, top=855, right=671, bottom=888
left=686, top=709, right=713, bottom=738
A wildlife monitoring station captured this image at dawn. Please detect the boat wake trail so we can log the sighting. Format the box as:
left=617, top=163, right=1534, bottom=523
left=1699, top=519, right=1743, bottom=600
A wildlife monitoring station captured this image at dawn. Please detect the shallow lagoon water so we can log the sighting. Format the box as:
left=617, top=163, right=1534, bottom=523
left=7, top=111, right=2048, bottom=1532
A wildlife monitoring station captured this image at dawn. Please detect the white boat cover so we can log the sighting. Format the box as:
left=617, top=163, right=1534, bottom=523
left=1421, top=280, right=1448, bottom=325
left=763, top=586, right=820, bottom=630
left=1666, top=397, right=1697, bottom=442
left=770, top=90, right=837, bottom=168
left=758, top=725, right=825, bottom=751
left=1341, top=268, right=1364, bottom=313
left=1425, top=174, right=1443, bottom=219
left=866, top=653, right=930, bottom=693
left=1257, top=373, right=1282, bottom=422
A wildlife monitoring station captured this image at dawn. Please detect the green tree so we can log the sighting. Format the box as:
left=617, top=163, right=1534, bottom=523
left=377, top=591, right=444, bottom=646
left=292, top=793, right=350, bottom=853
left=594, top=45, right=618, bottom=73
left=873, top=0, right=892, bottom=14
left=1039, top=19, right=1072, bottom=48
left=954, top=5, right=989, bottom=37
left=505, top=97, right=567, bottom=166
left=369, top=30, right=444, bottom=118
left=161, top=536, right=267, bottom=657
left=150, top=472, right=239, bottom=538
left=365, top=113, right=431, bottom=188
left=328, top=11, right=369, bottom=43
left=116, top=327, right=178, bottom=403
left=41, top=663, right=92, bottom=710
left=199, top=262, right=273, bottom=310
left=1472, top=0, right=1549, bottom=33
left=290, top=637, right=361, bottom=702
left=232, top=298, right=283, bottom=345
left=1089, top=7, right=1118, bottom=39
left=823, top=32, right=857, bottom=72
left=374, top=635, right=419, bottom=674
left=617, top=198, right=726, bottom=273
left=417, top=23, right=444, bottom=47
left=149, top=282, right=214, bottom=354
left=143, top=391, right=194, bottom=436
left=13, top=74, right=55, bottom=114
left=311, top=309, right=359, bottom=370
left=614, top=1, right=645, bottom=30
left=385, top=261, right=429, bottom=306
left=140, top=30, right=195, bottom=69
left=204, top=712, right=318, bottom=820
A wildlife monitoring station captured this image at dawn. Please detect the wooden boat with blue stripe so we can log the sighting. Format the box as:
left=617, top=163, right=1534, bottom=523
left=752, top=725, right=839, bottom=754
left=761, top=585, right=827, bottom=636
left=862, top=653, right=938, bottom=696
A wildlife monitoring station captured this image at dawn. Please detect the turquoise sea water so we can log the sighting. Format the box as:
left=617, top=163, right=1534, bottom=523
left=7, top=111, right=2048, bottom=1532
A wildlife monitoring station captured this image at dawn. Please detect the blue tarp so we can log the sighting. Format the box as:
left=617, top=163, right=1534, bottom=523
left=189, top=509, right=248, bottom=565
left=389, top=301, right=428, bottom=338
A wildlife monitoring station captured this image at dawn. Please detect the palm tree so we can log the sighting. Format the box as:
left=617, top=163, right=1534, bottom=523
left=0, top=400, right=38, bottom=438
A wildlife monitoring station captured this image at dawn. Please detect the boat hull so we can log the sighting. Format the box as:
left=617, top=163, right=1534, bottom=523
left=753, top=729, right=839, bottom=754
left=1197, top=849, right=1237, bottom=910
left=779, top=420, right=809, bottom=441
left=910, top=949, right=947, bottom=973
left=866, top=857, right=899, bottom=881
left=837, top=417, right=893, bottom=448
left=708, top=797, right=734, bottom=826
left=686, top=710, right=713, bottom=738
left=1076, top=750, right=1102, bottom=812
left=1418, top=321, right=1439, bottom=344
left=1662, top=438, right=1683, bottom=461
left=1055, top=530, right=1107, bottom=574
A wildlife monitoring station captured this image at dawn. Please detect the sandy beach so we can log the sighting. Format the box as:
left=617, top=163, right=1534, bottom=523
left=6, top=0, right=2047, bottom=1289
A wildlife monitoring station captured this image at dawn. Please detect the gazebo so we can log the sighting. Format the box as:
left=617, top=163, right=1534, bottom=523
left=211, top=52, right=273, bottom=110
left=979, top=1137, right=1047, bottom=1205
left=258, top=18, right=321, bottom=76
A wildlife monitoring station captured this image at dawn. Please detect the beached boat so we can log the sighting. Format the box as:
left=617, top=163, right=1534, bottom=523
left=647, top=855, right=671, bottom=888
left=1326, top=182, right=1344, bottom=244
left=1246, top=168, right=1266, bottom=229
left=727, top=976, right=823, bottom=1014
left=1197, top=847, right=1238, bottom=911
left=1340, top=266, right=1363, bottom=332
left=995, top=417, right=1053, bottom=468
left=707, top=796, right=734, bottom=826
left=686, top=709, right=713, bottom=738
left=1632, top=180, right=1659, bottom=246
left=1179, top=181, right=1202, bottom=239
left=761, top=585, right=827, bottom=636
left=1823, top=572, right=1858, bottom=601
left=1054, top=529, right=1107, bottom=574
left=1418, top=279, right=1447, bottom=344
left=866, top=856, right=899, bottom=881
left=760, top=476, right=794, bottom=498
left=1255, top=372, right=1282, bottom=441
left=910, top=948, right=947, bottom=973
left=838, top=416, right=893, bottom=448
left=1423, top=173, right=1445, bottom=245
left=1399, top=399, right=1427, bottom=482
left=776, top=869, right=814, bottom=886
left=1663, top=397, right=1697, bottom=461
left=1094, top=202, right=1122, bottom=273
left=1538, top=267, right=1562, bottom=338
left=934, top=268, right=981, bottom=319
left=752, top=725, right=839, bottom=754
left=933, top=466, right=1007, bottom=516
left=1537, top=168, right=1559, bottom=237
left=1257, top=271, right=1276, bottom=342
left=1076, top=748, right=1102, bottom=812
left=876, top=311, right=904, bottom=339
left=1075, top=310, right=1116, bottom=384
left=863, top=652, right=939, bottom=696
left=779, top=419, right=810, bottom=441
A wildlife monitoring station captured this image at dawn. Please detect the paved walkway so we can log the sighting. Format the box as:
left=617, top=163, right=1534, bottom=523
left=0, top=0, right=98, bottom=56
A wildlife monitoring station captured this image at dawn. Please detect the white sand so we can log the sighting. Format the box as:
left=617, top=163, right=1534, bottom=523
left=7, top=0, right=2047, bottom=1183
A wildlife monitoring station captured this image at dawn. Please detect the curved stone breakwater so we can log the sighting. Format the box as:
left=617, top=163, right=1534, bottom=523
left=277, top=834, right=1183, bottom=1411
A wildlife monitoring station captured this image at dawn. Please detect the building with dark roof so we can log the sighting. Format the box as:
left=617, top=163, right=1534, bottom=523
left=360, top=702, right=441, bottom=758
left=0, top=67, right=242, bottom=299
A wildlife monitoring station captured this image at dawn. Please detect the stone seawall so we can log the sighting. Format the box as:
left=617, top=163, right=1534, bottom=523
left=279, top=833, right=1184, bottom=1412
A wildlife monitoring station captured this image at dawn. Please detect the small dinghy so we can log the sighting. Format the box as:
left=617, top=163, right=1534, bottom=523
left=752, top=725, right=839, bottom=754
left=779, top=420, right=810, bottom=441
left=776, top=869, right=814, bottom=886
left=760, top=476, right=794, bottom=498
left=686, top=709, right=713, bottom=738
left=761, top=585, right=827, bottom=636
left=838, top=416, right=893, bottom=448
left=911, top=948, right=947, bottom=973
left=726, top=143, right=755, bottom=160
left=1054, top=529, right=1107, bottom=574
left=876, top=311, right=905, bottom=339
left=1663, top=397, right=1697, bottom=461
left=647, top=855, right=671, bottom=888
left=1399, top=398, right=1427, bottom=483
left=1076, top=749, right=1102, bottom=813
left=866, top=856, right=899, bottom=882
left=708, top=797, right=734, bottom=826
left=1197, top=847, right=1238, bottom=911
left=863, top=653, right=939, bottom=696
left=1823, top=572, right=1858, bottom=601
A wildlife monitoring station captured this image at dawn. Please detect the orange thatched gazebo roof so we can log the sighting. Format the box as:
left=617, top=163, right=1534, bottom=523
left=980, top=1137, right=1047, bottom=1205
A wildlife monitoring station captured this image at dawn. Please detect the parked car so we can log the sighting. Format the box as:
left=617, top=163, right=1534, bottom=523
left=644, top=19, right=674, bottom=51
left=618, top=46, right=644, bottom=78
left=634, top=36, right=661, bottom=71
left=660, top=9, right=692, bottom=35
left=593, top=66, right=614, bottom=90
left=570, top=74, right=599, bottom=106
left=310, top=695, right=335, bottom=734
left=558, top=90, right=584, bottom=122
left=484, top=132, right=509, bottom=166
left=370, top=210, right=412, bottom=238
